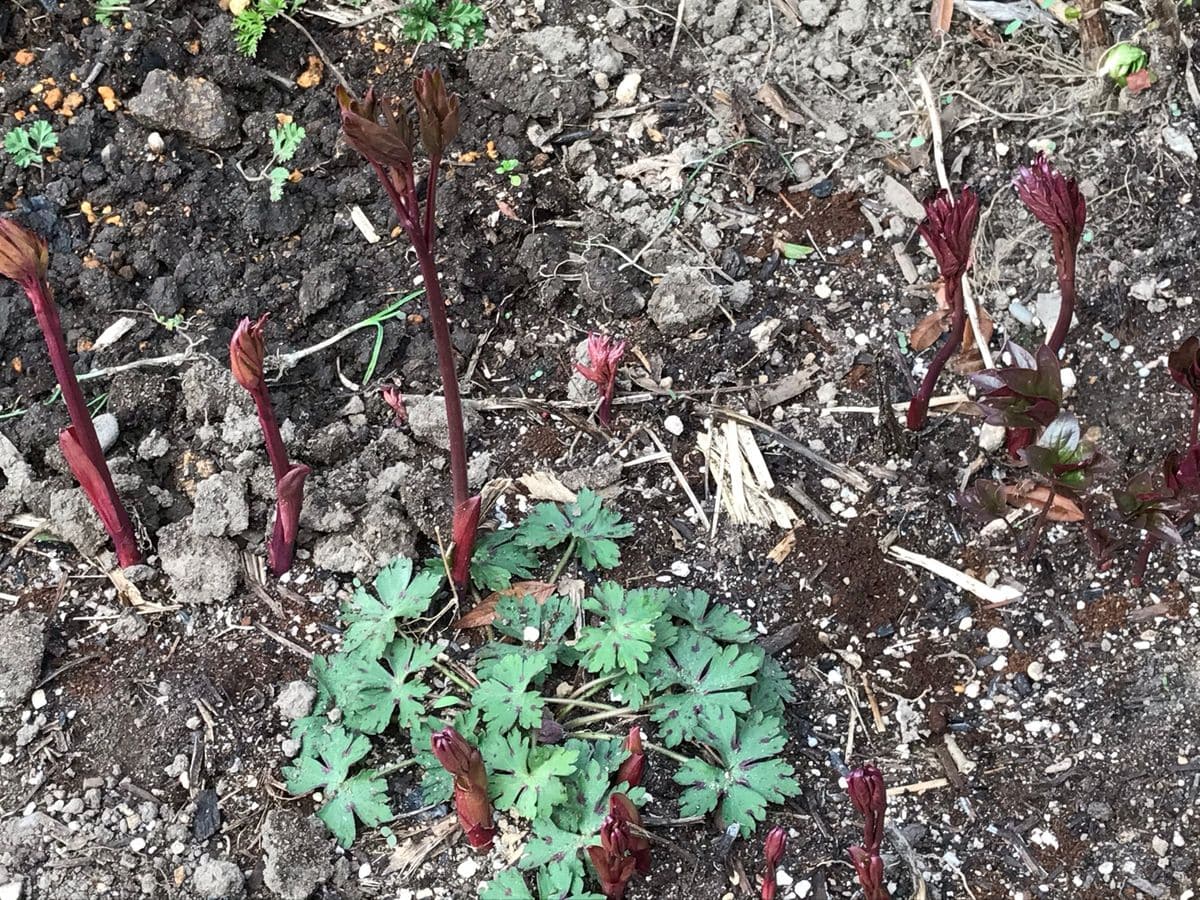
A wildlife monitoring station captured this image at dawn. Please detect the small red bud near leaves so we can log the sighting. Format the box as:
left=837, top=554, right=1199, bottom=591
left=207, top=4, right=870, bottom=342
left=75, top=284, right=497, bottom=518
left=575, top=332, right=628, bottom=427
left=587, top=793, right=650, bottom=900
left=847, top=764, right=891, bottom=900
left=335, top=85, right=415, bottom=172
left=761, top=826, right=787, bottom=900
left=0, top=218, right=49, bottom=289
left=430, top=727, right=496, bottom=850
left=612, top=725, right=645, bottom=788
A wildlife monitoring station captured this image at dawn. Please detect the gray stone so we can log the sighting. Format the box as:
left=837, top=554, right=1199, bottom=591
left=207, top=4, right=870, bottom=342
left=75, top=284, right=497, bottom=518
left=0, top=609, right=47, bottom=710
left=156, top=519, right=239, bottom=604
left=0, top=432, right=35, bottom=517
left=192, top=472, right=249, bottom=538
left=111, top=609, right=149, bottom=642
left=588, top=40, right=624, bottom=77
left=49, top=488, right=108, bottom=557
left=193, top=857, right=245, bottom=899
left=221, top=401, right=261, bottom=449
left=519, top=26, right=585, bottom=68
left=561, top=457, right=623, bottom=492
left=796, top=0, right=831, bottom=26
left=261, top=811, right=332, bottom=900
left=275, top=681, right=316, bottom=721
left=647, top=267, right=722, bottom=335
left=94, top=413, right=120, bottom=454
left=311, top=497, right=415, bottom=576
left=1035, top=290, right=1078, bottom=337
left=407, top=397, right=478, bottom=453
left=182, top=360, right=238, bottom=425
left=127, top=70, right=239, bottom=149
left=137, top=430, right=170, bottom=461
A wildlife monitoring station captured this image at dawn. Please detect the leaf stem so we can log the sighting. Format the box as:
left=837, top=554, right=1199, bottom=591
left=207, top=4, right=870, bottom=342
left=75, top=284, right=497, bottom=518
left=570, top=673, right=620, bottom=699
left=432, top=660, right=475, bottom=694
left=543, top=697, right=622, bottom=713
left=375, top=758, right=416, bottom=777
left=564, top=707, right=638, bottom=728
left=549, top=535, right=578, bottom=582
left=643, top=741, right=690, bottom=764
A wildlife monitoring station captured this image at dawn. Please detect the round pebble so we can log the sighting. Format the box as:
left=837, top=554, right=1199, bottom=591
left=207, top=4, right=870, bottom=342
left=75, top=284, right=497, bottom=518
left=987, top=627, right=1011, bottom=650
left=457, top=858, right=478, bottom=879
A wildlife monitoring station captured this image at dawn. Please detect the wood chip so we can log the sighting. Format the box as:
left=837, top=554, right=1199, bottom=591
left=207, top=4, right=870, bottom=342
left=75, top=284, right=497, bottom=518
left=349, top=205, right=381, bottom=243
left=518, top=471, right=576, bottom=503
left=887, top=545, right=1023, bottom=604
left=454, top=580, right=556, bottom=629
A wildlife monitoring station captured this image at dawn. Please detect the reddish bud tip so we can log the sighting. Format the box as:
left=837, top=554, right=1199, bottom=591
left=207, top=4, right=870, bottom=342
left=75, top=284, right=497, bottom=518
left=0, top=219, right=49, bottom=289
left=847, top=764, right=887, bottom=854
left=230, top=314, right=268, bottom=393
left=413, top=67, right=460, bottom=159
left=917, top=186, right=979, bottom=280
left=431, top=727, right=496, bottom=850
left=1014, top=152, right=1086, bottom=247
left=337, top=84, right=415, bottom=170
left=613, top=726, right=645, bottom=788
left=382, top=385, right=408, bottom=425
left=575, top=332, right=627, bottom=426
left=761, top=826, right=787, bottom=900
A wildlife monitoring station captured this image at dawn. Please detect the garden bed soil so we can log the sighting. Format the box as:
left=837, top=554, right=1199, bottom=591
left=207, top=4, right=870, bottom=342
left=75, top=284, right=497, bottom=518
left=2, top=1, right=1200, bottom=899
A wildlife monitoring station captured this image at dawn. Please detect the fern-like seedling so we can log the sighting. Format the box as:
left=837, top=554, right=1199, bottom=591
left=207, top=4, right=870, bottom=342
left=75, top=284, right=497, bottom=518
left=4, top=122, right=57, bottom=169
left=518, top=488, right=635, bottom=570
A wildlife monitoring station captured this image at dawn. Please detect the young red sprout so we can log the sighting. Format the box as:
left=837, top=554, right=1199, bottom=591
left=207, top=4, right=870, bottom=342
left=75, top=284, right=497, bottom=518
left=612, top=725, right=645, bottom=788
left=906, top=187, right=979, bottom=431
left=760, top=826, right=787, bottom=900
left=0, top=220, right=141, bottom=566
left=587, top=793, right=651, bottom=900
left=230, top=315, right=310, bottom=575
left=1013, top=152, right=1086, bottom=355
left=575, top=332, right=627, bottom=427
left=381, top=384, right=408, bottom=426
left=430, top=727, right=496, bottom=850
left=1168, top=336, right=1200, bottom=445
left=337, top=71, right=480, bottom=592
left=847, top=764, right=891, bottom=900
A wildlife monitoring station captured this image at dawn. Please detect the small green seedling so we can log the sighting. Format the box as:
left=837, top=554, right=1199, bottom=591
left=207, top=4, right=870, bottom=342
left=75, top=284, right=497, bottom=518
left=496, top=158, right=521, bottom=186
left=778, top=241, right=813, bottom=260
left=94, top=0, right=130, bottom=25
left=1098, top=43, right=1149, bottom=86
left=4, top=121, right=57, bottom=169
left=400, top=0, right=486, bottom=49
left=233, top=0, right=304, bottom=57
left=268, top=121, right=306, bottom=201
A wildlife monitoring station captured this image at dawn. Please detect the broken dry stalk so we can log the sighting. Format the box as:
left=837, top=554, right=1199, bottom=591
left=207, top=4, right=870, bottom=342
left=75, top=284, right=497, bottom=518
left=0, top=220, right=141, bottom=566
left=230, top=314, right=310, bottom=574
left=430, top=726, right=496, bottom=850
left=337, top=70, right=479, bottom=590
left=907, top=187, right=980, bottom=431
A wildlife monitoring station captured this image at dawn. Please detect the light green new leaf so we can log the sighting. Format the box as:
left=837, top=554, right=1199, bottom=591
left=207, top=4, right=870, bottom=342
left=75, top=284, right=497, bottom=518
left=666, top=589, right=753, bottom=643
left=479, top=868, right=535, bottom=900
left=472, top=652, right=549, bottom=733
left=340, top=556, right=443, bottom=661
left=332, top=638, right=439, bottom=734
left=749, top=651, right=796, bottom=719
left=645, top=630, right=759, bottom=746
left=674, top=711, right=798, bottom=836
left=487, top=732, right=578, bottom=821
left=282, top=726, right=390, bottom=846
left=576, top=583, right=667, bottom=675
left=517, top=488, right=633, bottom=571
left=471, top=528, right=540, bottom=591
left=316, top=770, right=393, bottom=847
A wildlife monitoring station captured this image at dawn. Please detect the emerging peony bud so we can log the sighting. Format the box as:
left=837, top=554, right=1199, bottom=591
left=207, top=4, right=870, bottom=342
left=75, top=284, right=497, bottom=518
left=431, top=727, right=496, bottom=850
left=335, top=85, right=415, bottom=171
left=848, top=846, right=891, bottom=900
left=382, top=385, right=408, bottom=425
left=587, top=794, right=651, bottom=899
left=1014, top=152, right=1086, bottom=249
left=917, top=187, right=979, bottom=281
left=230, top=314, right=268, bottom=393
left=847, top=764, right=887, bottom=853
left=612, top=725, right=645, bottom=789
left=413, top=68, right=460, bottom=159
left=761, top=826, right=787, bottom=900
left=575, top=332, right=627, bottom=427
left=0, top=218, right=49, bottom=289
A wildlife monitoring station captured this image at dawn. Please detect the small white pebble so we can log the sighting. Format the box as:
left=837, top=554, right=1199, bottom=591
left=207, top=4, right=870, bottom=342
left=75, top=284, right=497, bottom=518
left=129, top=837, right=146, bottom=852
left=456, top=858, right=478, bottom=879
left=359, top=862, right=372, bottom=879
left=30, top=690, right=46, bottom=710
left=522, top=626, right=540, bottom=643
left=987, top=627, right=1011, bottom=650
left=795, top=881, right=812, bottom=898
left=814, top=283, right=832, bottom=299
left=1026, top=661, right=1046, bottom=682
left=664, top=414, right=684, bottom=436
left=669, top=561, right=690, bottom=577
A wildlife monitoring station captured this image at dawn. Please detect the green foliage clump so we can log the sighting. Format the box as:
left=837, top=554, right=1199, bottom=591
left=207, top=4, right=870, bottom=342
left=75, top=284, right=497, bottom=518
left=4, top=121, right=57, bottom=169
left=233, top=0, right=304, bottom=57
left=281, top=488, right=800, bottom=897
left=400, top=0, right=486, bottom=49
left=267, top=121, right=306, bottom=201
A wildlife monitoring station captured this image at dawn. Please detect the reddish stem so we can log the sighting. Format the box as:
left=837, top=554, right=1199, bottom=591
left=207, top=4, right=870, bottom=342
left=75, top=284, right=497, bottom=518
left=28, top=281, right=140, bottom=565
left=1132, top=532, right=1156, bottom=586
left=907, top=282, right=965, bottom=431
left=252, top=390, right=291, bottom=486
left=1048, top=237, right=1076, bottom=354
left=1190, top=397, right=1199, bottom=446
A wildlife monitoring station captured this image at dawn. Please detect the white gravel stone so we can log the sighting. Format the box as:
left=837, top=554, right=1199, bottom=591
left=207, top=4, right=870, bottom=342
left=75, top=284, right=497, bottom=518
left=664, top=415, right=684, bottom=436
left=456, top=858, right=478, bottom=879
left=1026, top=660, right=1046, bottom=682
left=987, top=627, right=1011, bottom=650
